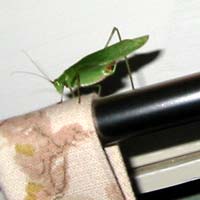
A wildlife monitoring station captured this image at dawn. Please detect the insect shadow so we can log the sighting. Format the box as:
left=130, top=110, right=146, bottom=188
left=68, top=49, right=162, bottom=98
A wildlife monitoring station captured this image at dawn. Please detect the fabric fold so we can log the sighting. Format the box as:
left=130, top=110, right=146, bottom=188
left=0, top=95, right=135, bottom=200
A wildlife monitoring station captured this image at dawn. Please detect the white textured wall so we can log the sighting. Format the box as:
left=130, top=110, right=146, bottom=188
left=0, top=1, right=200, bottom=198
left=0, top=0, right=200, bottom=120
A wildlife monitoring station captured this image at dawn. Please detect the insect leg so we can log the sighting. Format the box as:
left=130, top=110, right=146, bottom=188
left=93, top=84, right=102, bottom=96
left=104, top=27, right=135, bottom=90
left=76, top=74, right=81, bottom=104
left=96, top=84, right=101, bottom=96
left=58, top=92, right=64, bottom=104
left=69, top=87, right=75, bottom=98
left=104, top=27, right=119, bottom=48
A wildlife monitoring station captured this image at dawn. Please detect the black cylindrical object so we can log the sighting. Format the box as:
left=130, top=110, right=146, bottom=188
left=93, top=73, right=200, bottom=145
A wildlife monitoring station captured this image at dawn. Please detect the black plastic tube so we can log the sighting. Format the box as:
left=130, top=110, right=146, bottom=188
left=93, top=73, right=200, bottom=146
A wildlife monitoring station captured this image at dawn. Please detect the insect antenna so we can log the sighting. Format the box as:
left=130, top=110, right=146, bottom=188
left=11, top=71, right=53, bottom=83
left=21, top=50, right=53, bottom=83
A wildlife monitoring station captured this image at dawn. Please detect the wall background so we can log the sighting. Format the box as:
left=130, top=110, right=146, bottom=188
left=1, top=1, right=200, bottom=199
left=1, top=0, right=200, bottom=120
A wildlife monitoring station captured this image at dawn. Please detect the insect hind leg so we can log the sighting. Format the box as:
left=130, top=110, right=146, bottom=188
left=104, top=27, right=135, bottom=90
left=104, top=27, right=122, bottom=48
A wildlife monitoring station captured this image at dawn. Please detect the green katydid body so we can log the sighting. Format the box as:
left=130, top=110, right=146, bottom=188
left=53, top=35, right=149, bottom=94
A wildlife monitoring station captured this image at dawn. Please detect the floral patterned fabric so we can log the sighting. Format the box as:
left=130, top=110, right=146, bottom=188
left=0, top=95, right=135, bottom=200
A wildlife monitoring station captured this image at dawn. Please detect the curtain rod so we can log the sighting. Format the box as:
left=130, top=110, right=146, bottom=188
left=93, top=72, right=200, bottom=146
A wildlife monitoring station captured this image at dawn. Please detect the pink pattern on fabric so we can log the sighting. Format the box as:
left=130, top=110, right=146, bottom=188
left=0, top=110, right=92, bottom=199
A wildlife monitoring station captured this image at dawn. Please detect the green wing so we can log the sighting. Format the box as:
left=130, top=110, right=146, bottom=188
left=74, top=35, right=149, bottom=70
left=64, top=35, right=149, bottom=88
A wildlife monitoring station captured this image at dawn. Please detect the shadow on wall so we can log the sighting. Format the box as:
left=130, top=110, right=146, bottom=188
left=67, top=50, right=163, bottom=98
left=100, top=50, right=163, bottom=96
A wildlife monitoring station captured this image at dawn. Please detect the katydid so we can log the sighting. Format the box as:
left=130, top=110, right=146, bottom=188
left=22, top=27, right=149, bottom=103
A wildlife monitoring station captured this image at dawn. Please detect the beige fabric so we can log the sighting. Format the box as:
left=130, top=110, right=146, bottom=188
left=0, top=95, right=135, bottom=200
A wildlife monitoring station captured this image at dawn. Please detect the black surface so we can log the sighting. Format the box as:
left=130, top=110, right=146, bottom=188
left=93, top=73, right=200, bottom=145
left=137, top=178, right=200, bottom=200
